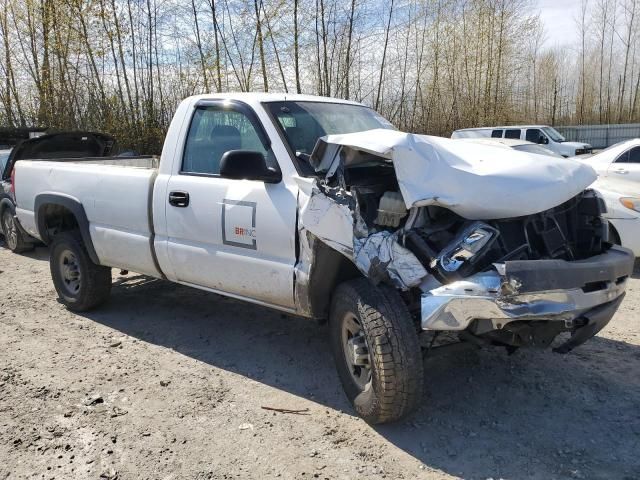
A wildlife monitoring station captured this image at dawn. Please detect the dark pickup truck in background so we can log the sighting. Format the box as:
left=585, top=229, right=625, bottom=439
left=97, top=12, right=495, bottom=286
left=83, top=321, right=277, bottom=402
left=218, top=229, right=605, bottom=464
left=0, top=131, right=119, bottom=252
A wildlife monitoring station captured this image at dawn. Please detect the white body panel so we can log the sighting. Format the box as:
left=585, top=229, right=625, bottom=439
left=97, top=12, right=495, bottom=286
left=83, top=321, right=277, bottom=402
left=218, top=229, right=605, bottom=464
left=162, top=175, right=298, bottom=308
left=592, top=178, right=640, bottom=256
left=609, top=217, right=640, bottom=257
left=14, top=161, right=161, bottom=277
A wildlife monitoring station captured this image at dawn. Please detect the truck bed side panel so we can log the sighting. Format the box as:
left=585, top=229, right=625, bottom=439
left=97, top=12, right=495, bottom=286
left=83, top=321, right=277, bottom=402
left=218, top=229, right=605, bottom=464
left=15, top=161, right=162, bottom=277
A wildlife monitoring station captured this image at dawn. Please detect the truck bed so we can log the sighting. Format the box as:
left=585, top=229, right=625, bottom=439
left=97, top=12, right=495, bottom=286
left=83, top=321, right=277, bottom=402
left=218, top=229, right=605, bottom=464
left=14, top=157, right=163, bottom=278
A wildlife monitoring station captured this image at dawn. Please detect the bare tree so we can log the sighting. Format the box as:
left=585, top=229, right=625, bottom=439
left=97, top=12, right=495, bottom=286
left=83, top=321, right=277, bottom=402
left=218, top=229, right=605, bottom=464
left=374, top=0, right=394, bottom=111
left=0, top=0, right=638, bottom=153
left=618, top=0, right=637, bottom=120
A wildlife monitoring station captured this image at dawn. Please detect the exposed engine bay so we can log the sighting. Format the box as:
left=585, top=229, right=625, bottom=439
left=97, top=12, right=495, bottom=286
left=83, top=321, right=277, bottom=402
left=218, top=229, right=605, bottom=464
left=296, top=129, right=634, bottom=353
left=326, top=167, right=610, bottom=287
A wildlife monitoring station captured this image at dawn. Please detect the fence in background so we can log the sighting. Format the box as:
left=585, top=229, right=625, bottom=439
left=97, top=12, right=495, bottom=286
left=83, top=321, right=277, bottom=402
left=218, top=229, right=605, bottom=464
left=556, top=124, right=640, bottom=149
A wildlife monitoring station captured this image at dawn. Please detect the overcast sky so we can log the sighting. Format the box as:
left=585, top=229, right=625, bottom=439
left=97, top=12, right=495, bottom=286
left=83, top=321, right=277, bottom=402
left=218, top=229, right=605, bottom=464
left=537, top=0, right=582, bottom=47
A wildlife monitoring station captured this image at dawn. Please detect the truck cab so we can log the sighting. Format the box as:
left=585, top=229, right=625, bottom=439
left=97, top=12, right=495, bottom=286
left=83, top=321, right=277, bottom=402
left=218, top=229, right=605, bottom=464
left=144, top=94, right=394, bottom=309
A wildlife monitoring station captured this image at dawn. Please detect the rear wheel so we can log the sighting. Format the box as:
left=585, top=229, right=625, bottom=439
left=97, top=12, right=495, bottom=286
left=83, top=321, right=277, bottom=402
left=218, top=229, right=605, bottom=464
left=50, top=231, right=112, bottom=311
left=329, top=279, right=424, bottom=424
left=1, top=209, right=33, bottom=253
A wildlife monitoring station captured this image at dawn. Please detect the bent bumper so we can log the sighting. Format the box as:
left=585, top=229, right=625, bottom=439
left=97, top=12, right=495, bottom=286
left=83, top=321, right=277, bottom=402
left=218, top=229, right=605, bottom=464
left=421, top=246, right=634, bottom=333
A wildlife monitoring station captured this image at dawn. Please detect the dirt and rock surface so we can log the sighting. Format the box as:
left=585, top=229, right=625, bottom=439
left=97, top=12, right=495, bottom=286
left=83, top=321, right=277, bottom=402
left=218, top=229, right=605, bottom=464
left=1, top=242, right=639, bottom=480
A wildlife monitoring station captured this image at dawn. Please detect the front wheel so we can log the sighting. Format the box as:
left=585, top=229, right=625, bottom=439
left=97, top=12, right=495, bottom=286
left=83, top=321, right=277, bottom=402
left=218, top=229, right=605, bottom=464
left=329, top=279, right=424, bottom=424
left=1, top=209, right=33, bottom=253
left=50, top=231, right=112, bottom=311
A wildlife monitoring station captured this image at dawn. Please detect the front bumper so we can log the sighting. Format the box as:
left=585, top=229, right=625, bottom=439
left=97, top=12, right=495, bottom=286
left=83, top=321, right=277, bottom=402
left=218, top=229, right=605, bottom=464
left=421, top=246, right=634, bottom=334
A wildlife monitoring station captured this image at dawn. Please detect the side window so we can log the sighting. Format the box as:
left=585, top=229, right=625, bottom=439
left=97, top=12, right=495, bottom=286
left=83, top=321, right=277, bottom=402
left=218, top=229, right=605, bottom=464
left=505, top=129, right=521, bottom=139
left=628, top=147, right=640, bottom=163
left=491, top=130, right=503, bottom=138
left=525, top=129, right=543, bottom=143
left=182, top=106, right=270, bottom=175
left=615, top=150, right=630, bottom=163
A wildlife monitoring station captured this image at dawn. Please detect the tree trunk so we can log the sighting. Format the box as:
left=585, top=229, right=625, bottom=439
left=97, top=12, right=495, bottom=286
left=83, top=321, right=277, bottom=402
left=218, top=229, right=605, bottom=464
left=375, top=0, right=394, bottom=111
left=253, top=0, right=268, bottom=92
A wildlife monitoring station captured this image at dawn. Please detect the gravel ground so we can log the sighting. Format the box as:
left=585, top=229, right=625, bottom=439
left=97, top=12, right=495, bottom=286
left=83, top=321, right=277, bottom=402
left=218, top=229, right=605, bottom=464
left=1, top=242, right=639, bottom=480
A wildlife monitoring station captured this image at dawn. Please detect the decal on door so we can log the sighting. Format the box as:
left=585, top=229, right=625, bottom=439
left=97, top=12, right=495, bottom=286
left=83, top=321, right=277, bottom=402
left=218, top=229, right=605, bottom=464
left=221, top=199, right=257, bottom=250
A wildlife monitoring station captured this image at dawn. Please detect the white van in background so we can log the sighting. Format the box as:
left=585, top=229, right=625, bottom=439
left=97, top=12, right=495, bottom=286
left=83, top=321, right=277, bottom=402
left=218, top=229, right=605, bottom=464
left=454, top=137, right=562, bottom=158
left=451, top=125, right=592, bottom=157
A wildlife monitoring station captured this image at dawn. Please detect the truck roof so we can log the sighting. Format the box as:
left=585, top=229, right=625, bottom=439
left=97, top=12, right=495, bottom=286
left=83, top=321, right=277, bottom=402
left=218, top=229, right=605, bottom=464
left=189, top=92, right=365, bottom=107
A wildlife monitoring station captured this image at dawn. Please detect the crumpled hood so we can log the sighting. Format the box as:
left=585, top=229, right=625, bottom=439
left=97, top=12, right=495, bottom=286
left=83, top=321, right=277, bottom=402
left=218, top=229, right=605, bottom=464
left=314, top=129, right=597, bottom=220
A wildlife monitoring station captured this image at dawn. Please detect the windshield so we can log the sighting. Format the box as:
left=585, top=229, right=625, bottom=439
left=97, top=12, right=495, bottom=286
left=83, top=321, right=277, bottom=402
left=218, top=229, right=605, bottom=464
left=513, top=144, right=563, bottom=158
left=265, top=101, right=395, bottom=158
left=541, top=127, right=565, bottom=143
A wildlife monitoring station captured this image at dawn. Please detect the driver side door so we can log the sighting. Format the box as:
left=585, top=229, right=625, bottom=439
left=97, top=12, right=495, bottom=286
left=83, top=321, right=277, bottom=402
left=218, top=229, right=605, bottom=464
left=163, top=102, right=298, bottom=309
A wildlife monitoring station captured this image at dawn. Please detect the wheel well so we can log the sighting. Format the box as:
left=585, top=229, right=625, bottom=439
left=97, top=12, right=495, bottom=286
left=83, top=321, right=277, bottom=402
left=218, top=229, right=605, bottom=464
left=34, top=196, right=100, bottom=264
left=609, top=222, right=621, bottom=245
left=0, top=197, right=14, bottom=218
left=38, top=204, right=80, bottom=243
left=307, top=241, right=363, bottom=319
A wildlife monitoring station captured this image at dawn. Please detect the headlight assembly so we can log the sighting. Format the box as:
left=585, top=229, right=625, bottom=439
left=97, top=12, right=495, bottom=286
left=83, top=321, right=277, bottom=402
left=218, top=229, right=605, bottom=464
left=620, top=197, right=640, bottom=213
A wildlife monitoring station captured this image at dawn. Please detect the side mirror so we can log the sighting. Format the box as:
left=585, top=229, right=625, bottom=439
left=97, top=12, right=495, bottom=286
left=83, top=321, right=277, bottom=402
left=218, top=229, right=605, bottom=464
left=538, top=135, right=549, bottom=145
left=219, top=150, right=282, bottom=183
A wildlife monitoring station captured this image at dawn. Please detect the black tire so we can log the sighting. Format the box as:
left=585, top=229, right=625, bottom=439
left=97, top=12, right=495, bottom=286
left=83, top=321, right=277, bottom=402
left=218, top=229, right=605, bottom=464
left=329, top=278, right=424, bottom=424
left=49, top=231, right=112, bottom=311
left=1, top=208, right=33, bottom=253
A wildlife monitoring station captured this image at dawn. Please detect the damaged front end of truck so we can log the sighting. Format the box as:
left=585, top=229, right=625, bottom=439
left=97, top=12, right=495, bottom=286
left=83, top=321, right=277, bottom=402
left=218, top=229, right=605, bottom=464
left=296, top=129, right=635, bottom=353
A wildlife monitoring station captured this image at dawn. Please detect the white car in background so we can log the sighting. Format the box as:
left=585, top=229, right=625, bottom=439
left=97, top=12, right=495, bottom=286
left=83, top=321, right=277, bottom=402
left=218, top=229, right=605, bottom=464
left=593, top=178, right=640, bottom=257
left=581, top=139, right=640, bottom=183
left=455, top=137, right=562, bottom=157
left=576, top=140, right=640, bottom=257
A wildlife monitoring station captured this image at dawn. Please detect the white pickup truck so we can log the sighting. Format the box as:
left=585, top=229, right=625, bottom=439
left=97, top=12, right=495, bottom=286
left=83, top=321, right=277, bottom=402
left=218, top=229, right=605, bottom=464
left=13, top=93, right=635, bottom=424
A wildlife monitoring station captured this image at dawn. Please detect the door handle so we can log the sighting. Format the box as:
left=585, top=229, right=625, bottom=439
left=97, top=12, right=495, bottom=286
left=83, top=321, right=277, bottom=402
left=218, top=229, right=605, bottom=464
left=168, top=191, right=190, bottom=207
left=614, top=168, right=629, bottom=174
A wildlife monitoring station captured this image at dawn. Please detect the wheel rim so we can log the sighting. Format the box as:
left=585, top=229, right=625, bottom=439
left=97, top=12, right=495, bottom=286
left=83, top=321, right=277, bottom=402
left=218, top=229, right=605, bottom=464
left=2, top=211, right=18, bottom=250
left=58, top=249, right=81, bottom=296
left=341, top=312, right=373, bottom=390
